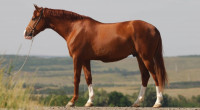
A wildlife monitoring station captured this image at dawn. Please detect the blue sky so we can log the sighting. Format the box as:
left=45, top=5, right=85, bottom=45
left=0, top=0, right=200, bottom=56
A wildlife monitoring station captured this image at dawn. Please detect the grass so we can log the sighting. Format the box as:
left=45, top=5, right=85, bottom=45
left=0, top=61, right=41, bottom=109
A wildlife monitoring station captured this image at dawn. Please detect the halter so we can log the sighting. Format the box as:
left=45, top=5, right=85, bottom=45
left=27, top=8, right=44, bottom=37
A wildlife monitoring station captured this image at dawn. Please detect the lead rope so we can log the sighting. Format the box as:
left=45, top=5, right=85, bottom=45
left=13, top=38, right=34, bottom=75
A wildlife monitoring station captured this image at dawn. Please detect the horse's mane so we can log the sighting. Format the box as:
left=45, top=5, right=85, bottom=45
left=44, top=8, right=90, bottom=21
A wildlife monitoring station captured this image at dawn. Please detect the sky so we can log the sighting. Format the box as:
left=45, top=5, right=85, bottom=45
left=0, top=0, right=200, bottom=57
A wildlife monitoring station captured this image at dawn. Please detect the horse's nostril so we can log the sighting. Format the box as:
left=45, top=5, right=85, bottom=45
left=25, top=31, right=32, bottom=36
left=29, top=32, right=32, bottom=36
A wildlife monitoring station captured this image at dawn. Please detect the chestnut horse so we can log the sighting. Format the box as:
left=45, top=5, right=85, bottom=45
left=24, top=5, right=168, bottom=107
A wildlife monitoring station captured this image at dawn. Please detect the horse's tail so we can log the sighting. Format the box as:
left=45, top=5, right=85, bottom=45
left=154, top=29, right=168, bottom=91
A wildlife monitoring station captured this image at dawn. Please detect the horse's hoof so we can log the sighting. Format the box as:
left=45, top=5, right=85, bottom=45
left=153, top=103, right=162, bottom=108
left=132, top=103, right=140, bottom=107
left=66, top=101, right=74, bottom=107
left=85, top=102, right=93, bottom=107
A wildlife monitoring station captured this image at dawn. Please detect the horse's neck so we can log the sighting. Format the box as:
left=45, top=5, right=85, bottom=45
left=48, top=17, right=73, bottom=40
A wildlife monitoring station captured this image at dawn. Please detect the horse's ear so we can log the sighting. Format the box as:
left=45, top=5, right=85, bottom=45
left=34, top=4, right=40, bottom=11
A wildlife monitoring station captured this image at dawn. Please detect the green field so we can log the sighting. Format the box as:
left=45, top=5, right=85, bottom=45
left=1, top=55, right=200, bottom=98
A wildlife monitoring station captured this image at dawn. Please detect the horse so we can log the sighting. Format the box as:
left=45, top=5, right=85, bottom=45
left=24, top=5, right=168, bottom=108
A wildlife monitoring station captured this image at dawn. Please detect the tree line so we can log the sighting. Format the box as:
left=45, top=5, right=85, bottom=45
left=39, top=87, right=200, bottom=107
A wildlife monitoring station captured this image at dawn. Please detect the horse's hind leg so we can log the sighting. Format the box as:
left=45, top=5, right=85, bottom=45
left=82, top=60, right=94, bottom=107
left=142, top=58, right=163, bottom=108
left=132, top=56, right=150, bottom=107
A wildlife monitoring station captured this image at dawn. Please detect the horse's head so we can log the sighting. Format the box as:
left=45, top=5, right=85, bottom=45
left=24, top=5, right=46, bottom=40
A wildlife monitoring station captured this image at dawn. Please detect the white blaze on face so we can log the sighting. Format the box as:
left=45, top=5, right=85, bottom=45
left=87, top=84, right=94, bottom=103
left=24, top=30, right=26, bottom=37
left=155, top=86, right=163, bottom=104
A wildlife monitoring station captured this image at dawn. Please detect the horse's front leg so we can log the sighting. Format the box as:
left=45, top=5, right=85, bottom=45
left=66, top=58, right=82, bottom=107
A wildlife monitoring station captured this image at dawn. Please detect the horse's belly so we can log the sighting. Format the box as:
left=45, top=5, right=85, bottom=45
left=100, top=54, right=130, bottom=62
left=94, top=43, right=133, bottom=62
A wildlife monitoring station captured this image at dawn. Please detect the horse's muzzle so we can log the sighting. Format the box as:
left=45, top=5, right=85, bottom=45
left=24, top=30, right=33, bottom=40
